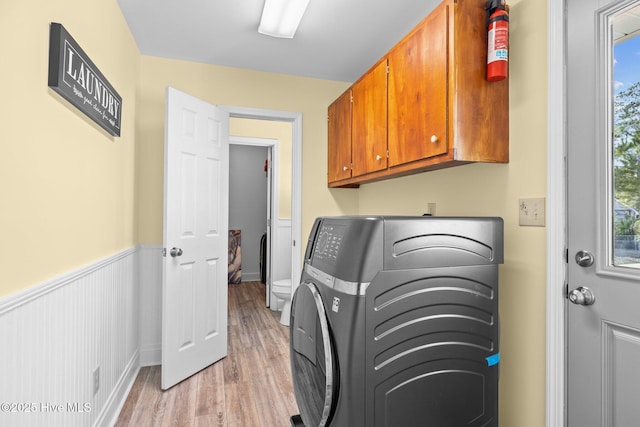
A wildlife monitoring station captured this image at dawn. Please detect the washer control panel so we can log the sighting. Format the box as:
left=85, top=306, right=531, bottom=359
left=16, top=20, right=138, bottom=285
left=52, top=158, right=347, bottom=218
left=313, top=224, right=345, bottom=264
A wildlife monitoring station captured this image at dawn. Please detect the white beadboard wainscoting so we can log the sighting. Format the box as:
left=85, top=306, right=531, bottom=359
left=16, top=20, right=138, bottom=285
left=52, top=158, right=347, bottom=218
left=138, top=245, right=162, bottom=367
left=0, top=248, right=140, bottom=427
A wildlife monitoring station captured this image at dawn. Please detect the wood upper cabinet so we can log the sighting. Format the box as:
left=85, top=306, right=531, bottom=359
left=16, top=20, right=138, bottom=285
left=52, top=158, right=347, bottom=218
left=351, top=59, right=388, bottom=177
left=328, top=89, right=352, bottom=182
left=388, top=4, right=448, bottom=166
left=327, top=0, right=508, bottom=188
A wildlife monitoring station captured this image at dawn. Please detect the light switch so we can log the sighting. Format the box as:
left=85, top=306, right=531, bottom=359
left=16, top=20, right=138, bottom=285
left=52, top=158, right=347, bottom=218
left=519, top=198, right=545, bottom=227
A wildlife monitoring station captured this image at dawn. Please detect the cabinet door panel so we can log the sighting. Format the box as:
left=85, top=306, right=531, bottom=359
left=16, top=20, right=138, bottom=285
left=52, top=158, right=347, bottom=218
left=352, top=59, right=388, bottom=177
left=388, top=4, right=448, bottom=167
left=328, top=90, right=352, bottom=183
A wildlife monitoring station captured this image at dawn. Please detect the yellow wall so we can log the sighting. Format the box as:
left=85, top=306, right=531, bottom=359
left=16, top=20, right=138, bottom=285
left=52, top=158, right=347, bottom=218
left=356, top=0, right=548, bottom=425
left=229, top=118, right=292, bottom=219
left=0, top=0, right=139, bottom=296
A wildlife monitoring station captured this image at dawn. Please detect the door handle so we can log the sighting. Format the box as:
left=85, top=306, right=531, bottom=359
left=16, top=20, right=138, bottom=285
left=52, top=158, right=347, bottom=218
left=170, top=247, right=183, bottom=257
left=568, top=286, right=596, bottom=306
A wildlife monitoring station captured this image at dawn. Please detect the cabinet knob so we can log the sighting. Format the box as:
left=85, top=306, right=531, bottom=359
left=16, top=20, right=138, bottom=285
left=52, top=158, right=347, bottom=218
left=376, top=155, right=382, bottom=161
left=430, top=135, right=439, bottom=143
left=343, top=166, right=348, bottom=171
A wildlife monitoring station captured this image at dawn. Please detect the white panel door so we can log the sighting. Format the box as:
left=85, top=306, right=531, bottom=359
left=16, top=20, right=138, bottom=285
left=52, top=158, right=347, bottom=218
left=567, top=0, right=640, bottom=424
left=162, top=87, right=229, bottom=390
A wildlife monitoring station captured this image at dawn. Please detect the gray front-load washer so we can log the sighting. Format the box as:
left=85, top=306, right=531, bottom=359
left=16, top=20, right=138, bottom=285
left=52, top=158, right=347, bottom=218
left=290, top=216, right=503, bottom=427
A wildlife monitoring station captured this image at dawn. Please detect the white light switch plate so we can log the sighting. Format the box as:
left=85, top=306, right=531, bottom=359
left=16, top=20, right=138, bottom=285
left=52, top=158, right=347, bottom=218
left=519, top=198, right=545, bottom=227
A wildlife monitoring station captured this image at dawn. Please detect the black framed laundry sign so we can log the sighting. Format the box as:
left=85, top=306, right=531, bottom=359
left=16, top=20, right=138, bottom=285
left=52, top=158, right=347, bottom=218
left=48, top=23, right=122, bottom=136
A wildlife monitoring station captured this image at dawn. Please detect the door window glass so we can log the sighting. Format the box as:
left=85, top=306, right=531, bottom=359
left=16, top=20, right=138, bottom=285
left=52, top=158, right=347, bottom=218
left=613, top=9, right=640, bottom=267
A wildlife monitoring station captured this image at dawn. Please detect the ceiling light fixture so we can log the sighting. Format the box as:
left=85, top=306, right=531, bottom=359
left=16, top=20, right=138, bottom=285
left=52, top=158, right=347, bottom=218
left=258, top=0, right=310, bottom=39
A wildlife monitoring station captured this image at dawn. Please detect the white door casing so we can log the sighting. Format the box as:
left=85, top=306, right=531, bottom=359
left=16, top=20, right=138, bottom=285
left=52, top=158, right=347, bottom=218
left=229, top=135, right=281, bottom=306
left=224, top=106, right=303, bottom=296
left=266, top=144, right=273, bottom=305
left=566, top=0, right=640, bottom=425
left=546, top=0, right=566, bottom=424
left=162, top=87, right=229, bottom=390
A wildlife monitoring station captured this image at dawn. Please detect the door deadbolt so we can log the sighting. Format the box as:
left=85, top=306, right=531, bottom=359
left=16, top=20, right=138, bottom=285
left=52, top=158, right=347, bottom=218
left=575, top=250, right=594, bottom=267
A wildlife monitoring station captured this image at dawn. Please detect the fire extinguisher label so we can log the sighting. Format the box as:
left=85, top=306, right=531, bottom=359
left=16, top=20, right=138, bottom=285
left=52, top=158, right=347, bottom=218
left=488, top=27, right=509, bottom=63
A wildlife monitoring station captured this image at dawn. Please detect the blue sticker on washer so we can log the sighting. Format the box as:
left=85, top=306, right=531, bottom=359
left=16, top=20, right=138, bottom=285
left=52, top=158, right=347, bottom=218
left=486, top=353, right=500, bottom=366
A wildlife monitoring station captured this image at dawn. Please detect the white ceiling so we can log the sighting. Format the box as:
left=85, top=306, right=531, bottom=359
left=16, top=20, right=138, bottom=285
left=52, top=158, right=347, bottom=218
left=117, top=0, right=441, bottom=82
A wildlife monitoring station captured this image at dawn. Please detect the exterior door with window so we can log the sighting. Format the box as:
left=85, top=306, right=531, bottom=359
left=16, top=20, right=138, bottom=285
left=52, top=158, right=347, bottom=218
left=567, top=0, right=640, bottom=424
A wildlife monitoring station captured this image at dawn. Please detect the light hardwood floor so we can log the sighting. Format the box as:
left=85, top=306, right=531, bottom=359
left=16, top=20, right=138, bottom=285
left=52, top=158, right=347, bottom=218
left=115, top=281, right=299, bottom=427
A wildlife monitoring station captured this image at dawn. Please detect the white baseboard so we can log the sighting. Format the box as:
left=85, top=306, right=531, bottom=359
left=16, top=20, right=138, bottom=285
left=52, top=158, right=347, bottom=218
left=99, top=351, right=140, bottom=427
left=140, top=343, right=162, bottom=367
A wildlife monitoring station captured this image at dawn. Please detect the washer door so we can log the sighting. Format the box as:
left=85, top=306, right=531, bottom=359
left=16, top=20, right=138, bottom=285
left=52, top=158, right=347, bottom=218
left=290, top=281, right=337, bottom=427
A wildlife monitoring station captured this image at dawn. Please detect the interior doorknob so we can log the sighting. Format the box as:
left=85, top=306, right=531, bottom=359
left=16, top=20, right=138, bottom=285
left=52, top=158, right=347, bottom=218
left=170, top=247, right=183, bottom=257
left=568, top=286, right=595, bottom=306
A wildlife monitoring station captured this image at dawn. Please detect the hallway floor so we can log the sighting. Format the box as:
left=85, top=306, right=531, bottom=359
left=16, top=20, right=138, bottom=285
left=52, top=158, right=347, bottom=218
left=115, top=281, right=298, bottom=427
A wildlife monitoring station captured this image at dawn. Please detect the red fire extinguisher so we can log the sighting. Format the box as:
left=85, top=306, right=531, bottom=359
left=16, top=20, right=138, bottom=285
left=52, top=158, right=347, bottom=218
left=486, top=0, right=509, bottom=82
